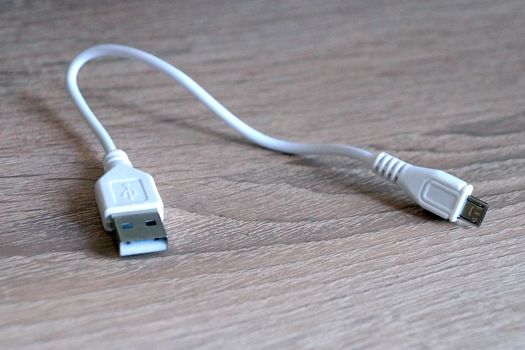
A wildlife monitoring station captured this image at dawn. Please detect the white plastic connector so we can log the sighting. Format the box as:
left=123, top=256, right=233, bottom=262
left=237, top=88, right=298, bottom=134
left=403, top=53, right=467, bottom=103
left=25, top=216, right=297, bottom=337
left=374, top=152, right=488, bottom=225
left=95, top=149, right=167, bottom=256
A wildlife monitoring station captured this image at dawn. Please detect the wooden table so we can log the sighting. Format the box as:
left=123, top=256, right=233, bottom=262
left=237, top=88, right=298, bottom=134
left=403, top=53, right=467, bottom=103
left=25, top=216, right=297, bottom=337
left=2, top=1, right=524, bottom=348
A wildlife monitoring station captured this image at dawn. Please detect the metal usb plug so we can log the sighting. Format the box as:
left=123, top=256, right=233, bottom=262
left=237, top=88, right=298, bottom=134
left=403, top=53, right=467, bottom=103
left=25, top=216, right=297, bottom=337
left=459, top=196, right=489, bottom=226
left=111, top=210, right=168, bottom=256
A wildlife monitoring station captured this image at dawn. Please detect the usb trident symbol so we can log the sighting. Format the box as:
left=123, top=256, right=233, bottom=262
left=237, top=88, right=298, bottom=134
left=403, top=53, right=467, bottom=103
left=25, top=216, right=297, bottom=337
left=121, top=183, right=137, bottom=200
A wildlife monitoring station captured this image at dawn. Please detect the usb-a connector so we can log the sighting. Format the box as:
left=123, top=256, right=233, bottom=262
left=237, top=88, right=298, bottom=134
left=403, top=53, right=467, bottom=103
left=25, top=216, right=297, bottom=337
left=95, top=149, right=168, bottom=256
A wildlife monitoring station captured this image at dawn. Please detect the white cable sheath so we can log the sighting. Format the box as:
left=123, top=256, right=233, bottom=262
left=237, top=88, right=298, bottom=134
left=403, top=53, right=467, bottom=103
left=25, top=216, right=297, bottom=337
left=67, top=44, right=375, bottom=164
left=67, top=44, right=488, bottom=251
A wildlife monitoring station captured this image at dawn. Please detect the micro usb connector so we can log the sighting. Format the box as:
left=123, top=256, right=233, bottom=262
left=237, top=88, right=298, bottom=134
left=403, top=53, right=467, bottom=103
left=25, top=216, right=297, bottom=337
left=374, top=152, right=489, bottom=226
left=94, top=149, right=168, bottom=256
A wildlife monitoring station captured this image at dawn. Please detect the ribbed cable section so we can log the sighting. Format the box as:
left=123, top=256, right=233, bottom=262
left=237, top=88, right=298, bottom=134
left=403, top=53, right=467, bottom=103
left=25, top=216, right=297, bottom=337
left=373, top=152, right=407, bottom=183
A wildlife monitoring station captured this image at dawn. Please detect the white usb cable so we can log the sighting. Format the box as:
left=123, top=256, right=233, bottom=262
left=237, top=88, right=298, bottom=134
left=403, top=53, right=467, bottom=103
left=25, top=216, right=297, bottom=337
left=67, top=44, right=488, bottom=256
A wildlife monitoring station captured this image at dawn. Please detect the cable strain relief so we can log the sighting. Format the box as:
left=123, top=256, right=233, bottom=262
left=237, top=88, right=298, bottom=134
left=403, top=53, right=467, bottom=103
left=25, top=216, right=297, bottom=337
left=103, top=149, right=132, bottom=172
left=373, top=152, right=408, bottom=183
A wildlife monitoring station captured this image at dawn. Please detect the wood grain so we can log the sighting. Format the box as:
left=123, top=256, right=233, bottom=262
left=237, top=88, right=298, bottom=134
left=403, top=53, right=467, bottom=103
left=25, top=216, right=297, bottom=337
left=1, top=0, right=525, bottom=349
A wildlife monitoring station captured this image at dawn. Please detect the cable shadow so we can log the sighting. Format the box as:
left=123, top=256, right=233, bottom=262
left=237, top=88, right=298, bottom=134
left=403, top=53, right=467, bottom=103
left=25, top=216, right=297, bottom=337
left=286, top=157, right=441, bottom=222
left=18, top=91, right=117, bottom=257
left=89, top=92, right=261, bottom=149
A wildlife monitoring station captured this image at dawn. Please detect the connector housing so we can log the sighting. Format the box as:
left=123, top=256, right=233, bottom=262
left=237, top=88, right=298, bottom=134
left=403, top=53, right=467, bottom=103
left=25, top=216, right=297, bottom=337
left=397, top=165, right=473, bottom=222
left=95, top=151, right=164, bottom=231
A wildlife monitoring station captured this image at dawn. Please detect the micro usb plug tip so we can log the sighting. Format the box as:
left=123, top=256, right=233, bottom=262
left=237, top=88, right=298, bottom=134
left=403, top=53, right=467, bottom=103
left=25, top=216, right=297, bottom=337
left=111, top=210, right=167, bottom=256
left=460, top=195, right=489, bottom=226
